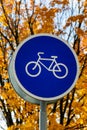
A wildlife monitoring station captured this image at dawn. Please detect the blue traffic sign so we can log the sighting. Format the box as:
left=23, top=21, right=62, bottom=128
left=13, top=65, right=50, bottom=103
left=9, top=34, right=79, bottom=104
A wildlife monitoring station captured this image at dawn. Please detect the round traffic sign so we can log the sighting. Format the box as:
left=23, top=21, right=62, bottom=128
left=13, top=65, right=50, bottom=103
left=8, top=34, right=79, bottom=104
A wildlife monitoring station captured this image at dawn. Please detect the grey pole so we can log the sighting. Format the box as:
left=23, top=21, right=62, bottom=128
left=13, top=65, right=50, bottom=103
left=39, top=101, right=47, bottom=130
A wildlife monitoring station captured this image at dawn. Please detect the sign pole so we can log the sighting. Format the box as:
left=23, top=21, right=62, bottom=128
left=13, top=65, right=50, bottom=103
left=39, top=101, right=47, bottom=130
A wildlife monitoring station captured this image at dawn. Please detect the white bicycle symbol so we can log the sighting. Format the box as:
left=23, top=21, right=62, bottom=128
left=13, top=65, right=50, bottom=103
left=25, top=52, right=68, bottom=79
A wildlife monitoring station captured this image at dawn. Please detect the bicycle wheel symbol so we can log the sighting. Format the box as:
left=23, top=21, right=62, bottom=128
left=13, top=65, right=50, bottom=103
left=53, top=63, right=68, bottom=79
left=25, top=61, right=41, bottom=77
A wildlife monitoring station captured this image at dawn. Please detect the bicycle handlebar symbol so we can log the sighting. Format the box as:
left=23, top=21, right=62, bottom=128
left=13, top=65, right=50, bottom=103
left=25, top=52, right=68, bottom=79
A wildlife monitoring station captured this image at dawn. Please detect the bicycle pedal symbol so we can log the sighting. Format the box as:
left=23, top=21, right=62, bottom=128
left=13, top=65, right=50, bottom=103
left=25, top=52, right=68, bottom=79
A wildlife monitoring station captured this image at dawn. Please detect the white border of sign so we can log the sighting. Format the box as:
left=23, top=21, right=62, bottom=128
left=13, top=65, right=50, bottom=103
left=9, top=34, right=79, bottom=104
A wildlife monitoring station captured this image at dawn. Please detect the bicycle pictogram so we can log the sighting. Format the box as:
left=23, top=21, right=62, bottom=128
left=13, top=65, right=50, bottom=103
left=25, top=52, right=68, bottom=79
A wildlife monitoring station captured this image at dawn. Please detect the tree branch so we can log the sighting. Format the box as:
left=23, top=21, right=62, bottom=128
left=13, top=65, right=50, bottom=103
left=79, top=54, right=87, bottom=78
left=0, top=98, right=13, bottom=127
left=66, top=88, right=75, bottom=126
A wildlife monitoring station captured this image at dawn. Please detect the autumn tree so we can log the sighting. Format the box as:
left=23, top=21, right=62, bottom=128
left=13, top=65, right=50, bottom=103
left=0, top=0, right=87, bottom=130
left=0, top=0, right=39, bottom=129
left=49, top=0, right=87, bottom=129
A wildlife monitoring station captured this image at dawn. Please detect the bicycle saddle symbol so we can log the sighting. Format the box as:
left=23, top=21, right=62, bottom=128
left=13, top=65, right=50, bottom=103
left=25, top=52, right=68, bottom=79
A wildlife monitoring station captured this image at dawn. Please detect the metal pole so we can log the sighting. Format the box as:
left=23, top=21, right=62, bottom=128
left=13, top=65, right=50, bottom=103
left=39, top=101, right=47, bottom=130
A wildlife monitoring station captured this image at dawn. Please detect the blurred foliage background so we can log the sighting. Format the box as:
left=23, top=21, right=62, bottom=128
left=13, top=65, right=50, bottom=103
left=0, top=0, right=87, bottom=129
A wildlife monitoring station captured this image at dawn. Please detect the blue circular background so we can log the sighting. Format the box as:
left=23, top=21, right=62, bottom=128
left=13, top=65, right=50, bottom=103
left=14, top=35, right=78, bottom=99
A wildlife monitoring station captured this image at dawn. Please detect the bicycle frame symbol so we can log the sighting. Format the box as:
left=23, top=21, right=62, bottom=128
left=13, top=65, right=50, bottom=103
left=25, top=52, right=68, bottom=79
